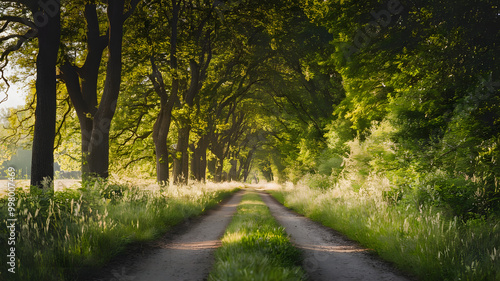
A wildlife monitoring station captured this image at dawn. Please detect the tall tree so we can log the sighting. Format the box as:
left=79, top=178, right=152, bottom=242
left=59, top=3, right=107, bottom=178
left=134, top=0, right=215, bottom=184
left=59, top=0, right=140, bottom=179
left=171, top=0, right=215, bottom=184
left=31, top=0, right=60, bottom=188
left=147, top=0, right=182, bottom=184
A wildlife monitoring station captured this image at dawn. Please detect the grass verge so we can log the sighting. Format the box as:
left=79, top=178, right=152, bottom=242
left=208, top=190, right=306, bottom=281
left=0, top=180, right=239, bottom=281
left=269, top=185, right=500, bottom=281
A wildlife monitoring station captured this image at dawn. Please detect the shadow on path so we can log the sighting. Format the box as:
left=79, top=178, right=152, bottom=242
left=93, top=190, right=245, bottom=281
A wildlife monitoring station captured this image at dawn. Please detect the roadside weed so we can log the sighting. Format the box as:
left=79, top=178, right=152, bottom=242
left=0, top=180, right=239, bottom=281
left=271, top=182, right=500, bottom=281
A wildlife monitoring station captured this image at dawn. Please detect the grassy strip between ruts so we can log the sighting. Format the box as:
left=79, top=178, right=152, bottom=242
left=0, top=180, right=240, bottom=281
left=208, top=190, right=306, bottom=281
left=269, top=186, right=500, bottom=281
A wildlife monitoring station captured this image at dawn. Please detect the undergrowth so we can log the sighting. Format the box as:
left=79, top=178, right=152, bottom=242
left=209, top=190, right=306, bottom=281
left=0, top=179, right=239, bottom=281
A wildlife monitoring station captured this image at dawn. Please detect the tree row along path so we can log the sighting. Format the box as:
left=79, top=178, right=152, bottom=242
left=94, top=189, right=412, bottom=281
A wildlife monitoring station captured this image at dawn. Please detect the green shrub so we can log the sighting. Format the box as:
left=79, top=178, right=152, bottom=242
left=299, top=173, right=332, bottom=190
left=317, top=155, right=343, bottom=176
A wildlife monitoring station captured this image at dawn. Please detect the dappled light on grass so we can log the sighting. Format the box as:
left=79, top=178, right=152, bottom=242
left=240, top=199, right=266, bottom=206
left=223, top=232, right=246, bottom=244
left=209, top=191, right=306, bottom=281
left=163, top=240, right=221, bottom=250
left=297, top=244, right=369, bottom=253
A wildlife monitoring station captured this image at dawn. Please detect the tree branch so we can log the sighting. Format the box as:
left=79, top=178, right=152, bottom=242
left=0, top=1, right=37, bottom=12
left=0, top=33, right=30, bottom=42
left=59, top=61, right=89, bottom=116
left=122, top=155, right=151, bottom=170
left=123, top=0, right=142, bottom=21
left=0, top=28, right=37, bottom=67
left=54, top=96, right=73, bottom=150
left=149, top=55, right=168, bottom=101
left=0, top=15, right=36, bottom=30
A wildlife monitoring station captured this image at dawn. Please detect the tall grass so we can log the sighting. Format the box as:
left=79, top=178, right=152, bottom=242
left=271, top=178, right=500, bottom=281
left=209, top=191, right=306, bottom=281
left=0, top=179, right=239, bottom=281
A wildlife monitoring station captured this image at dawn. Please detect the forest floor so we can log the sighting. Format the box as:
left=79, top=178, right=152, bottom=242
left=91, top=188, right=414, bottom=281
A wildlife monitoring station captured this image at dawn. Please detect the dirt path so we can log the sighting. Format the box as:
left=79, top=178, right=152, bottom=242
left=258, top=191, right=413, bottom=281
left=93, top=190, right=244, bottom=281
left=92, top=189, right=413, bottom=281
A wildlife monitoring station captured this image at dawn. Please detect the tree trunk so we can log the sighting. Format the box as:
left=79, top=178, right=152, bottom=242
left=88, top=0, right=125, bottom=178
left=190, top=143, right=198, bottom=181
left=207, top=158, right=216, bottom=181
left=60, top=1, right=139, bottom=180
left=153, top=100, right=176, bottom=184
left=149, top=51, right=178, bottom=185
left=153, top=115, right=170, bottom=184
left=30, top=4, right=61, bottom=190
left=79, top=4, right=104, bottom=178
left=190, top=134, right=208, bottom=182
left=80, top=117, right=93, bottom=178
left=215, top=158, right=224, bottom=182
left=172, top=9, right=213, bottom=182
left=228, top=158, right=238, bottom=181
left=60, top=60, right=97, bottom=180
left=241, top=148, right=255, bottom=182
left=173, top=61, right=199, bottom=184
left=60, top=3, right=106, bottom=180
left=174, top=126, right=190, bottom=184
left=198, top=135, right=208, bottom=181
left=214, top=149, right=225, bottom=182
left=200, top=141, right=207, bottom=181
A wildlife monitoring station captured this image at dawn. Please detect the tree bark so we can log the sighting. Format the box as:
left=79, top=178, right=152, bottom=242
left=59, top=1, right=139, bottom=180
left=60, top=3, right=107, bottom=180
left=173, top=61, right=199, bottom=184
left=153, top=106, right=172, bottom=184
left=87, top=0, right=125, bottom=178
left=148, top=0, right=182, bottom=184
left=240, top=148, right=255, bottom=182
left=174, top=126, right=190, bottom=184
left=200, top=139, right=207, bottom=181
left=212, top=142, right=225, bottom=182
left=215, top=157, right=224, bottom=182
left=190, top=134, right=208, bottom=182
left=150, top=56, right=177, bottom=184
left=228, top=158, right=238, bottom=181
left=30, top=3, right=61, bottom=190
